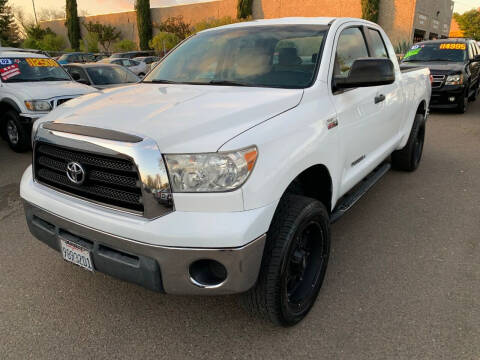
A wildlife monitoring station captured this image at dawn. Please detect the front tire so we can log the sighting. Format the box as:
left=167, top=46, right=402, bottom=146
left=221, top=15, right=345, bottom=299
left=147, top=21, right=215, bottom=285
left=456, top=88, right=469, bottom=113
left=3, top=110, right=30, bottom=152
left=392, top=113, right=425, bottom=172
left=241, top=194, right=330, bottom=326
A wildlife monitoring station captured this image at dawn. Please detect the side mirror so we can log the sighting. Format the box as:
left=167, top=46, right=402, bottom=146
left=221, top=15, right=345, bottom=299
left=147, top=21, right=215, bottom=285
left=473, top=55, right=480, bottom=63
left=334, top=58, right=395, bottom=90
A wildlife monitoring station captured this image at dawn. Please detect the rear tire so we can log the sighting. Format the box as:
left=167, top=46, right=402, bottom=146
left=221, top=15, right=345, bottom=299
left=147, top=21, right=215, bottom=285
left=241, top=194, right=330, bottom=327
left=3, top=110, right=30, bottom=152
left=392, top=113, right=425, bottom=172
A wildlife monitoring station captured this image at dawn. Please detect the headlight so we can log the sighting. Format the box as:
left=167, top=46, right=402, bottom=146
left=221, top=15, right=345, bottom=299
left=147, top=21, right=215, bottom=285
left=165, top=146, right=258, bottom=192
left=445, top=74, right=463, bottom=86
left=24, top=100, right=52, bottom=112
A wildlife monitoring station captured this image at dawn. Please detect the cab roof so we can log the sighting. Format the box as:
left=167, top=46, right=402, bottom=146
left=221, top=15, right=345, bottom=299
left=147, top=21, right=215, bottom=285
left=0, top=47, right=48, bottom=58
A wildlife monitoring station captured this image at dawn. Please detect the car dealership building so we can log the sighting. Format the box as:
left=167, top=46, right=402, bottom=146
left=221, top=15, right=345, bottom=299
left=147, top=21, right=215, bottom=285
left=42, top=0, right=455, bottom=50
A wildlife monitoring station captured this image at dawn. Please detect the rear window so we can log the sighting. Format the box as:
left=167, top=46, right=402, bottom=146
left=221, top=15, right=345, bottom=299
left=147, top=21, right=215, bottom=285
left=402, top=42, right=467, bottom=62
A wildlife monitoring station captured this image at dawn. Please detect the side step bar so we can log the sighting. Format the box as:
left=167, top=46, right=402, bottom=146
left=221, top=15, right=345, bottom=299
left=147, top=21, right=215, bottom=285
left=330, top=163, right=391, bottom=223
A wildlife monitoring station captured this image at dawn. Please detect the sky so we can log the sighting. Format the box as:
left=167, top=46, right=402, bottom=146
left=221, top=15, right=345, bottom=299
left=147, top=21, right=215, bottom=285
left=10, top=0, right=480, bottom=20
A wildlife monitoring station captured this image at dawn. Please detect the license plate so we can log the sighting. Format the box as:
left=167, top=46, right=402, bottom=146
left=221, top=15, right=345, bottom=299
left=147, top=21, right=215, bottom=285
left=60, top=239, right=94, bottom=272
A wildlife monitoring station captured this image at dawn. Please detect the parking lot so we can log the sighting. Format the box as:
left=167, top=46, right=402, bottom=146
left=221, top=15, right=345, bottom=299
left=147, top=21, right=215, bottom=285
left=0, top=101, right=479, bottom=359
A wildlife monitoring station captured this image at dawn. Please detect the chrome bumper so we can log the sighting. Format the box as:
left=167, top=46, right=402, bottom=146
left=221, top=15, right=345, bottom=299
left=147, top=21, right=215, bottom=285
left=24, top=202, right=266, bottom=295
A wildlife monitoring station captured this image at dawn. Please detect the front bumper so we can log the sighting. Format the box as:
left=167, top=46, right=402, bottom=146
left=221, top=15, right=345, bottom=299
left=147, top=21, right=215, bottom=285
left=25, top=201, right=266, bottom=295
left=430, top=86, right=464, bottom=108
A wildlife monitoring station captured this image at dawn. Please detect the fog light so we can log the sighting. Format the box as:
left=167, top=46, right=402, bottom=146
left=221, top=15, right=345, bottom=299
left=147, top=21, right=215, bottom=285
left=449, top=97, right=456, bottom=102
left=189, top=259, right=227, bottom=288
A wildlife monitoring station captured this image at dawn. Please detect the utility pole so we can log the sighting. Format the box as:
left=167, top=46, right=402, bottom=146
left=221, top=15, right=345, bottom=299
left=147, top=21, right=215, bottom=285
left=31, top=0, right=38, bottom=25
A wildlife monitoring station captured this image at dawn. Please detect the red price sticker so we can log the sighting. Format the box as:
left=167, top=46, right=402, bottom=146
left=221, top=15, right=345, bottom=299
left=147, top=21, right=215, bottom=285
left=0, top=63, right=20, bottom=80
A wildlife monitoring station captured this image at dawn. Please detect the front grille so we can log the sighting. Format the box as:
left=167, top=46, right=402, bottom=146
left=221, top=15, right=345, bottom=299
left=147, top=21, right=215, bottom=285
left=49, top=97, right=74, bottom=109
left=431, top=75, right=445, bottom=89
left=34, top=142, right=143, bottom=213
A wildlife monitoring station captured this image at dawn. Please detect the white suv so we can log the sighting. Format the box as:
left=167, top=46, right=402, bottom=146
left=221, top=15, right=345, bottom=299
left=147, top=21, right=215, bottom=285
left=0, top=48, right=96, bottom=151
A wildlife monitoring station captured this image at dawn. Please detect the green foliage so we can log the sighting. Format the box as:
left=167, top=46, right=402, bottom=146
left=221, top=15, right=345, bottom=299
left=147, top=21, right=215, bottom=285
left=83, top=21, right=121, bottom=52
left=454, top=10, right=480, bottom=40
left=192, top=16, right=251, bottom=34
left=135, top=0, right=153, bottom=50
left=39, top=34, right=66, bottom=51
left=84, top=32, right=99, bottom=53
left=66, top=0, right=81, bottom=50
left=155, top=16, right=191, bottom=40
left=149, top=32, right=180, bottom=53
left=237, top=0, right=253, bottom=19
left=21, top=26, right=65, bottom=51
left=361, top=0, right=380, bottom=23
left=394, top=40, right=412, bottom=55
left=113, top=39, right=138, bottom=52
left=0, top=0, right=20, bottom=46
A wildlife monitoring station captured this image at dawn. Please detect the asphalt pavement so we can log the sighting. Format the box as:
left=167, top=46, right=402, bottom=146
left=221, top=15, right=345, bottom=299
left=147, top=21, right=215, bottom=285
left=1, top=101, right=479, bottom=359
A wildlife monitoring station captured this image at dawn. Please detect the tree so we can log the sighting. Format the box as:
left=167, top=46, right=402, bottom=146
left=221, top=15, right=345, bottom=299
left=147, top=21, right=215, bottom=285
left=192, top=16, right=250, bottom=34
left=65, top=0, right=81, bottom=50
left=155, top=16, right=191, bottom=40
left=21, top=25, right=55, bottom=49
left=0, top=0, right=20, bottom=46
left=39, top=34, right=65, bottom=51
left=135, top=0, right=152, bottom=50
left=237, top=0, right=253, bottom=19
left=361, top=0, right=380, bottom=23
left=149, top=32, right=180, bottom=54
left=84, top=21, right=121, bottom=52
left=113, top=39, right=137, bottom=52
left=454, top=10, right=480, bottom=41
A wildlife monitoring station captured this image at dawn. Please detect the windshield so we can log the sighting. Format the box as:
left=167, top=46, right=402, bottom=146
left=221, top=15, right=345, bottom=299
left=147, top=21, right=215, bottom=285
left=402, top=43, right=467, bottom=62
left=86, top=66, right=138, bottom=85
left=144, top=25, right=328, bottom=89
left=0, top=57, right=70, bottom=82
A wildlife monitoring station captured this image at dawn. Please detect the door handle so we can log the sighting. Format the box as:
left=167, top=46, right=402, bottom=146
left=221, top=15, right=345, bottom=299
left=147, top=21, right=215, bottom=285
left=374, top=94, right=386, bottom=104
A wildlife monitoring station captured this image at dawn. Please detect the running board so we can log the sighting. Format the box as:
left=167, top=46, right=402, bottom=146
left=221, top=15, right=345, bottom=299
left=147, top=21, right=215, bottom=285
left=330, top=163, right=391, bottom=223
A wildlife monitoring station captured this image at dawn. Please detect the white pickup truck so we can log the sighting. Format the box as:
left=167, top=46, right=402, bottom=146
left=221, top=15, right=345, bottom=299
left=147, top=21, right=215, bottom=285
left=21, top=18, right=431, bottom=326
left=0, top=48, right=95, bottom=151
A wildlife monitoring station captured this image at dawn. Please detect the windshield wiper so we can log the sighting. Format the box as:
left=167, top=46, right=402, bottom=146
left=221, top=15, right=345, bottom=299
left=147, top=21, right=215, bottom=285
left=143, top=79, right=180, bottom=84
left=38, top=77, right=69, bottom=81
left=208, top=80, right=249, bottom=87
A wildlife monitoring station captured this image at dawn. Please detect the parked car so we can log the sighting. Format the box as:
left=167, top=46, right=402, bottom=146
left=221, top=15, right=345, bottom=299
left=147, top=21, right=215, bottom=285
left=110, top=51, right=154, bottom=59
left=100, top=58, right=148, bottom=77
left=401, top=38, right=480, bottom=113
left=64, top=63, right=140, bottom=89
left=0, top=48, right=96, bottom=151
left=21, top=18, right=431, bottom=326
left=92, top=53, right=109, bottom=62
left=57, top=52, right=94, bottom=65
left=134, top=56, right=160, bottom=72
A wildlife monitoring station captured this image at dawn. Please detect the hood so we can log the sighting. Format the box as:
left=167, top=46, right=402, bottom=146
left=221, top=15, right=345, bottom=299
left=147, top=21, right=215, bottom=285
left=38, top=83, right=304, bottom=153
left=401, top=61, right=465, bottom=74
left=7, top=81, right=96, bottom=100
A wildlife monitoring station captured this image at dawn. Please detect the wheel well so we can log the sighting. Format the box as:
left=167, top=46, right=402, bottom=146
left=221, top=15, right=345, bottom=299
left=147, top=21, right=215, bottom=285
left=416, top=100, right=427, bottom=117
left=285, top=165, right=332, bottom=212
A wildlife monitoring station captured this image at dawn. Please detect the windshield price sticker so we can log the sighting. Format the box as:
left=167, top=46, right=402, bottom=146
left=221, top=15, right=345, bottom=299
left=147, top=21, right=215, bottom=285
left=0, top=58, right=12, bottom=66
left=439, top=43, right=466, bottom=50
left=0, top=64, right=20, bottom=81
left=26, top=58, right=59, bottom=67
left=404, top=48, right=421, bottom=59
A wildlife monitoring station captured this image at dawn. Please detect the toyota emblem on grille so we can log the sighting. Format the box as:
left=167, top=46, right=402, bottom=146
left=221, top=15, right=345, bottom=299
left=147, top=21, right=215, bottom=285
left=66, top=161, right=85, bottom=185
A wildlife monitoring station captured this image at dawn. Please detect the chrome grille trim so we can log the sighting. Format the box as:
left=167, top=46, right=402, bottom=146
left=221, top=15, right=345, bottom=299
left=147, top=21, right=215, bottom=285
left=34, top=123, right=174, bottom=219
left=431, top=75, right=445, bottom=89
